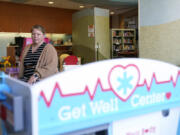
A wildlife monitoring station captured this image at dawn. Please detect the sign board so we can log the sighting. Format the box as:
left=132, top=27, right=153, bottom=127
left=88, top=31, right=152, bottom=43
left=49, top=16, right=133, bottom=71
left=88, top=24, right=95, bottom=37
left=29, top=58, right=180, bottom=135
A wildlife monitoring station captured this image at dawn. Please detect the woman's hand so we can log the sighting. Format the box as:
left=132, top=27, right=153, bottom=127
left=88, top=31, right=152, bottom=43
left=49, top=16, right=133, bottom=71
left=28, top=73, right=40, bottom=84
left=28, top=75, right=38, bottom=84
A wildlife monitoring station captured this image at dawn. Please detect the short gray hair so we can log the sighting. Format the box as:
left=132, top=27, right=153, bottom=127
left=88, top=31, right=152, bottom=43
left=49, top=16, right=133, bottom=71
left=31, top=24, right=46, bottom=34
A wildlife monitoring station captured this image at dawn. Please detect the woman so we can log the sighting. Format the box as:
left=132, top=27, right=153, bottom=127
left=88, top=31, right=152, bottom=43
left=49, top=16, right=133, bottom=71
left=18, top=25, right=58, bottom=84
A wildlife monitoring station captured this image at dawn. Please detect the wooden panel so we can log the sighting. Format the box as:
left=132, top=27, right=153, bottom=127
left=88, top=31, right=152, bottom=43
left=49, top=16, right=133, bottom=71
left=0, top=15, right=20, bottom=32
left=0, top=2, right=77, bottom=33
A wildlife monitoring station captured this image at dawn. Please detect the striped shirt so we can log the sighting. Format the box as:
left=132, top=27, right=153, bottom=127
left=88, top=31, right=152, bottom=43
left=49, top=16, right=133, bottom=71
left=22, top=43, right=46, bottom=82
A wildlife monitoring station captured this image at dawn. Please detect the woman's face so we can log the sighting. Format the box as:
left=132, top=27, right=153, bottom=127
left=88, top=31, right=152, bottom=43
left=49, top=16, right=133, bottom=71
left=31, top=28, right=45, bottom=45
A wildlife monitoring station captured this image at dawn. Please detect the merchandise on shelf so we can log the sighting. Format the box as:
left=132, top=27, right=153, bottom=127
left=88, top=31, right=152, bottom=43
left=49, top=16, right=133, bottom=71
left=111, top=29, right=137, bottom=58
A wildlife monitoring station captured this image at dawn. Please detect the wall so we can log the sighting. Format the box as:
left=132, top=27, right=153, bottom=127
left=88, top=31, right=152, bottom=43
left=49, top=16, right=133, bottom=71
left=72, top=9, right=95, bottom=63
left=0, top=2, right=76, bottom=33
left=0, top=2, right=76, bottom=58
left=72, top=8, right=110, bottom=64
left=110, top=8, right=138, bottom=29
left=94, top=8, right=110, bottom=60
left=119, top=8, right=138, bottom=29
left=0, top=32, right=31, bottom=57
left=111, top=15, right=120, bottom=28
left=139, top=0, right=180, bottom=65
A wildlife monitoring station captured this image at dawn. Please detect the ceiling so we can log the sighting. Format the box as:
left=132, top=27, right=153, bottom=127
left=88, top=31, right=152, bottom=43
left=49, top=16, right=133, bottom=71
left=0, top=0, right=138, bottom=15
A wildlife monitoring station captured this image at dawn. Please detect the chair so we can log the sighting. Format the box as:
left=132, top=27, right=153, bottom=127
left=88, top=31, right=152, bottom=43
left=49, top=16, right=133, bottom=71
left=59, top=54, right=70, bottom=71
left=63, top=55, right=81, bottom=71
left=63, top=55, right=78, bottom=65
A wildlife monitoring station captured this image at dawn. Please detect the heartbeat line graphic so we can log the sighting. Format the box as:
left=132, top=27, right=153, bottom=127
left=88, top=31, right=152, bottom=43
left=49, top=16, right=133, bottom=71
left=39, top=70, right=180, bottom=107
left=137, top=71, right=180, bottom=90
left=40, top=78, right=110, bottom=107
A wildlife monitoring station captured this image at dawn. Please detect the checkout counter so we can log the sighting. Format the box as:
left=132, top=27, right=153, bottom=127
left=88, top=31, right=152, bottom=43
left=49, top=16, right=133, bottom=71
left=0, top=58, right=180, bottom=135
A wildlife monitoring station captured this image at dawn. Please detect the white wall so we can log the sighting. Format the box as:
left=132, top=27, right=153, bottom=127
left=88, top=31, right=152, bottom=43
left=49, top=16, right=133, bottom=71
left=139, top=0, right=180, bottom=65
left=0, top=32, right=31, bottom=57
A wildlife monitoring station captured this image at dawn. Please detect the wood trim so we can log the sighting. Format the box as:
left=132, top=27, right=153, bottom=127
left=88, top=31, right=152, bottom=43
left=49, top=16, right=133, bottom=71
left=0, top=2, right=77, bottom=33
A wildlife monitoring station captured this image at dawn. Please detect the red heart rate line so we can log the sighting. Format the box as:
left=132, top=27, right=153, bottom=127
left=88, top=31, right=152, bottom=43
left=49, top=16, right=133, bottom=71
left=40, top=78, right=110, bottom=107
left=137, top=71, right=180, bottom=91
left=39, top=70, right=180, bottom=107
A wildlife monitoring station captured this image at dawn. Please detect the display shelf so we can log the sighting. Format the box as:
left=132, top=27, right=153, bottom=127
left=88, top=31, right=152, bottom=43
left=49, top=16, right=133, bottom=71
left=111, top=29, right=137, bottom=58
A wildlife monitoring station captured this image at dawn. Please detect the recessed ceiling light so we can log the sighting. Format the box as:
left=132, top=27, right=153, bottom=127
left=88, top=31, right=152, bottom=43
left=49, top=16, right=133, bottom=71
left=48, top=1, right=54, bottom=4
left=79, top=5, right=85, bottom=8
left=110, top=11, right=115, bottom=15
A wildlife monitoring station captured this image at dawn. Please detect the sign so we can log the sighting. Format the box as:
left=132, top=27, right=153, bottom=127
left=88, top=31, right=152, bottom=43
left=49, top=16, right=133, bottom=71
left=88, top=24, right=95, bottom=37
left=30, top=58, right=180, bottom=135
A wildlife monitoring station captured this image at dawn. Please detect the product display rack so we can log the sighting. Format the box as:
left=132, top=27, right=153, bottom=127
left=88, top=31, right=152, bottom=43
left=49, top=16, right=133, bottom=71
left=111, top=29, right=137, bottom=58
